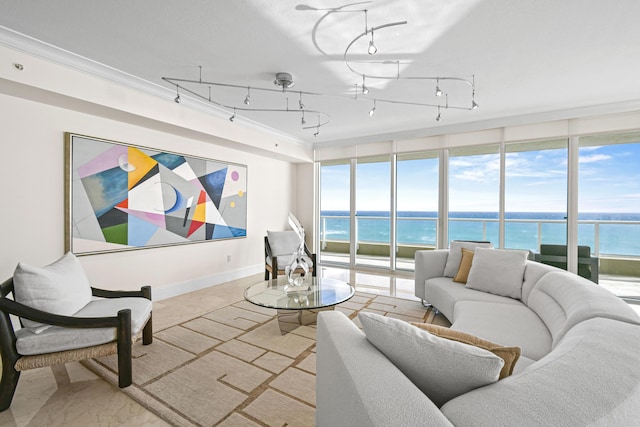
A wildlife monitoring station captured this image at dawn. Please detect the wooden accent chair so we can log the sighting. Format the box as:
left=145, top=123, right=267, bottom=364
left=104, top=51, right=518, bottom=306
left=0, top=253, right=152, bottom=411
left=535, top=244, right=599, bottom=283
left=264, top=230, right=316, bottom=280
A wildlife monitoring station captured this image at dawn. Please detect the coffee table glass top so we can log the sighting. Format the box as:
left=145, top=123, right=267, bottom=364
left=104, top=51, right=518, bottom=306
left=244, top=276, right=354, bottom=310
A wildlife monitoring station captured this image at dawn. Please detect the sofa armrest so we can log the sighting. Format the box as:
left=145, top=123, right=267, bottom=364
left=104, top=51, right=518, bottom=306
left=414, top=250, right=449, bottom=301
left=316, top=311, right=454, bottom=427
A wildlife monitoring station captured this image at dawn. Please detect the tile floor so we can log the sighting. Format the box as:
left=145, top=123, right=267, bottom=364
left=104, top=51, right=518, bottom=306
left=1, top=265, right=638, bottom=426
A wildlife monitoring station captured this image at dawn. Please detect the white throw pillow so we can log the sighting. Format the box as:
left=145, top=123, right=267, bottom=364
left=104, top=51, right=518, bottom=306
left=443, top=241, right=493, bottom=277
left=13, top=252, right=93, bottom=334
left=465, top=247, right=528, bottom=299
left=267, top=230, right=301, bottom=256
left=359, top=312, right=503, bottom=407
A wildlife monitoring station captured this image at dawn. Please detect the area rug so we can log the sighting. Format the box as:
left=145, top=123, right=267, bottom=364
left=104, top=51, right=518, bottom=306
left=81, top=292, right=450, bottom=427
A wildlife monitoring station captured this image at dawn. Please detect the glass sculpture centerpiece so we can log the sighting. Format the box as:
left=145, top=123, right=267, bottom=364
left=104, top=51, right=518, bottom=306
left=285, top=212, right=310, bottom=289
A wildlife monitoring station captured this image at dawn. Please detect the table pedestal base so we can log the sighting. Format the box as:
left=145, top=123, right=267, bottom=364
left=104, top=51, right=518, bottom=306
left=276, top=306, right=334, bottom=334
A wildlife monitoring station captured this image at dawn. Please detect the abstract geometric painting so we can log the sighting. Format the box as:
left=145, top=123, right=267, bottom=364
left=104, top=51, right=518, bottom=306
left=65, top=133, right=247, bottom=254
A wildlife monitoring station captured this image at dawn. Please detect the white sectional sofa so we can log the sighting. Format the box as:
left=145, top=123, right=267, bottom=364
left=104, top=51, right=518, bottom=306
left=316, top=247, right=640, bottom=426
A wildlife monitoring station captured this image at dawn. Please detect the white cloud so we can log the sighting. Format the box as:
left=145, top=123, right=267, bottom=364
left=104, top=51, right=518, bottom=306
left=579, top=153, right=612, bottom=164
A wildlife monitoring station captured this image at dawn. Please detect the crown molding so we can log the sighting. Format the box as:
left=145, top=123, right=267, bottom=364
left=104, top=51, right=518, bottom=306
left=0, top=25, right=309, bottom=148
left=316, top=99, right=640, bottom=149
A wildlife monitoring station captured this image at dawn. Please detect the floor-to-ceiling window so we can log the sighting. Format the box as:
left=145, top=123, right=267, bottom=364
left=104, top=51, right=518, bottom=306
left=448, top=145, right=500, bottom=244
left=504, top=139, right=568, bottom=251
left=578, top=131, right=640, bottom=298
left=319, top=161, right=351, bottom=265
left=355, top=156, right=391, bottom=268
left=396, top=152, right=439, bottom=269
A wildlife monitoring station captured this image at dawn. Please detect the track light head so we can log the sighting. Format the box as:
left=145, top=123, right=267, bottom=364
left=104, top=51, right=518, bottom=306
left=435, top=86, right=442, bottom=97
left=229, top=108, right=236, bottom=122
left=174, top=95, right=180, bottom=103
left=471, top=100, right=479, bottom=110
left=368, top=28, right=377, bottom=55
left=369, top=99, right=376, bottom=116
left=435, top=113, right=441, bottom=122
left=368, top=39, right=377, bottom=55
left=244, top=95, right=250, bottom=105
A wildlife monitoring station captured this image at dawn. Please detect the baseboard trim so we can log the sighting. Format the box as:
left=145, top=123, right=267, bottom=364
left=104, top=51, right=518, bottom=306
left=152, top=263, right=263, bottom=301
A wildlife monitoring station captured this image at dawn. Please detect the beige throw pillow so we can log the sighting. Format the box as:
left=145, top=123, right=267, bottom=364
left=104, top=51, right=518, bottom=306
left=453, top=248, right=474, bottom=283
left=412, top=322, right=521, bottom=379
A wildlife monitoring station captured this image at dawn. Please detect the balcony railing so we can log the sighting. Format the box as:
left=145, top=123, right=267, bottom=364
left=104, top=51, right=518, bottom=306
left=320, top=214, right=640, bottom=258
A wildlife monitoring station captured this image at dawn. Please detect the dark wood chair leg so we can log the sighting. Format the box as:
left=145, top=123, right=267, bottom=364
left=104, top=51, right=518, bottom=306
left=140, top=286, right=153, bottom=345
left=116, top=309, right=132, bottom=388
left=142, top=315, right=153, bottom=345
left=265, top=269, right=270, bottom=280
left=0, top=361, right=20, bottom=412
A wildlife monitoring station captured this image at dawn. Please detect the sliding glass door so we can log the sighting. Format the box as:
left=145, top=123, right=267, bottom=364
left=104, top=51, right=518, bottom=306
left=396, top=152, right=439, bottom=269
left=355, top=156, right=391, bottom=268
left=578, top=131, right=640, bottom=297
left=448, top=145, right=500, bottom=245
left=504, top=139, right=568, bottom=251
left=319, top=161, right=351, bottom=265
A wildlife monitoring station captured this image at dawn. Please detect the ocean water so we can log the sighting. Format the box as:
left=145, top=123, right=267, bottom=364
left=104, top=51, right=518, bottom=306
left=320, top=211, right=640, bottom=256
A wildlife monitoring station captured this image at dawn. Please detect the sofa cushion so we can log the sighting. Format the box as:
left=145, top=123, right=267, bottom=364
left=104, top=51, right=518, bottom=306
left=359, top=312, right=503, bottom=407
left=13, top=252, right=93, bottom=334
left=526, top=270, right=640, bottom=347
left=441, top=318, right=640, bottom=426
left=424, top=278, right=521, bottom=322
left=443, top=241, right=493, bottom=277
left=453, top=248, right=474, bottom=283
left=15, top=297, right=152, bottom=355
left=520, top=260, right=557, bottom=305
left=452, top=301, right=552, bottom=361
left=411, top=323, right=521, bottom=379
left=316, top=311, right=456, bottom=427
left=466, top=248, right=528, bottom=299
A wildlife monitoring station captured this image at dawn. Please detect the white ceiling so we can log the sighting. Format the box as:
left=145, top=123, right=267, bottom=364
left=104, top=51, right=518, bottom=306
left=1, top=0, right=640, bottom=146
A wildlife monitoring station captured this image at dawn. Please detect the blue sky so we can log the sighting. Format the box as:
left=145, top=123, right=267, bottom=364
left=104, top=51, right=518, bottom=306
left=321, top=141, right=640, bottom=213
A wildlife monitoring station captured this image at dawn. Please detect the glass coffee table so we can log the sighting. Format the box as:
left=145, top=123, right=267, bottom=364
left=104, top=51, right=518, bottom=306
left=244, top=276, right=354, bottom=334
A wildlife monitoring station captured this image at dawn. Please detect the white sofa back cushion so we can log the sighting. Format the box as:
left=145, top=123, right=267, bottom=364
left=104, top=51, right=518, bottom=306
left=526, top=270, right=640, bottom=346
left=441, top=318, right=640, bottom=426
left=443, top=241, right=493, bottom=277
left=466, top=248, right=528, bottom=300
left=13, top=252, right=93, bottom=334
left=359, top=312, right=504, bottom=407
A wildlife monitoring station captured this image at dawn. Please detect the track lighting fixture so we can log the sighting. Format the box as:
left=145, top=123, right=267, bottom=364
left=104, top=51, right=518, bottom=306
left=244, top=87, right=251, bottom=105
left=435, top=79, right=442, bottom=97
left=362, top=75, right=369, bottom=94
left=174, top=86, right=181, bottom=103
left=368, top=29, right=377, bottom=55
left=162, top=5, right=478, bottom=137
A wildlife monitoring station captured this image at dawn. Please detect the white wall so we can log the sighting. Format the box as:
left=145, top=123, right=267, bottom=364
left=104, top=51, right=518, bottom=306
left=0, top=92, right=298, bottom=298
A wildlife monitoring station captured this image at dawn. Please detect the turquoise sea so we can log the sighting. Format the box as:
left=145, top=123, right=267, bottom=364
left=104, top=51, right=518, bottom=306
left=320, top=211, right=640, bottom=256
